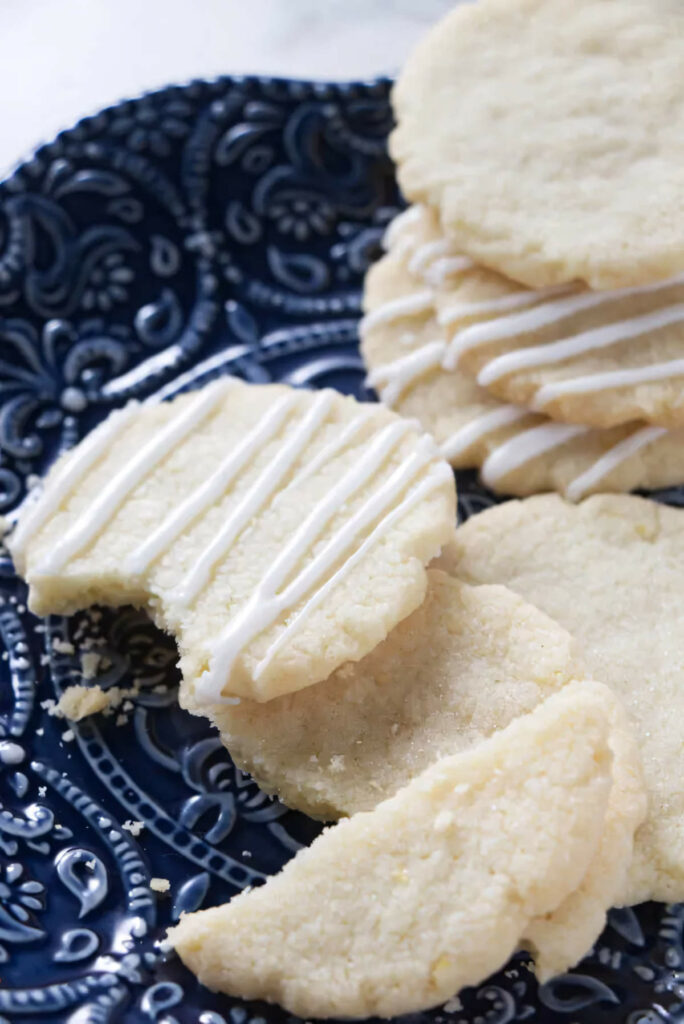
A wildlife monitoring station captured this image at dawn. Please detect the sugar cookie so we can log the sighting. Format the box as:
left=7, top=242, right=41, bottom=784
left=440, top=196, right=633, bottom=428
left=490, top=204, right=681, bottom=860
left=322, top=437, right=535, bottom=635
left=170, top=682, right=618, bottom=1019
left=391, top=0, right=684, bottom=290
left=362, top=214, right=684, bottom=497
left=448, top=493, right=684, bottom=902
left=9, top=378, right=455, bottom=704
left=215, top=571, right=581, bottom=819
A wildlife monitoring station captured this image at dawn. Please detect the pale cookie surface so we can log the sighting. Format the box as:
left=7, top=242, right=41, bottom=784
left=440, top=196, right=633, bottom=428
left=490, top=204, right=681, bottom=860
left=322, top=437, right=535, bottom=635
left=362, top=216, right=684, bottom=497
left=215, top=571, right=581, bottom=818
left=448, top=493, right=684, bottom=903
left=391, top=0, right=684, bottom=291
left=170, top=682, right=615, bottom=1019
left=9, top=378, right=455, bottom=705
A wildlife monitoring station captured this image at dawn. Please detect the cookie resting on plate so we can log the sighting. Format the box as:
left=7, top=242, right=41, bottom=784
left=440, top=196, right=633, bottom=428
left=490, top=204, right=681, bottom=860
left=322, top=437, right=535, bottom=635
left=170, top=682, right=634, bottom=1019
left=445, top=492, right=684, bottom=903
left=8, top=376, right=456, bottom=705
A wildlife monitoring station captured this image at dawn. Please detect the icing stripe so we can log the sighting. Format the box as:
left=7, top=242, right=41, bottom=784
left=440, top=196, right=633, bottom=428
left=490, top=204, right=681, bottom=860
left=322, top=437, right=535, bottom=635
left=125, top=391, right=296, bottom=575
left=439, top=285, right=567, bottom=327
left=565, top=426, right=667, bottom=503
left=532, top=356, right=684, bottom=408
left=382, top=206, right=422, bottom=251
left=360, top=290, right=433, bottom=336
left=408, top=239, right=452, bottom=275
left=286, top=413, right=373, bottom=493
left=479, top=302, right=684, bottom=387
left=480, top=423, right=589, bottom=490
left=10, top=402, right=140, bottom=561
left=198, top=433, right=443, bottom=700
left=443, top=272, right=684, bottom=370
left=366, top=340, right=446, bottom=405
left=170, top=391, right=334, bottom=607
left=37, top=379, right=231, bottom=574
left=252, top=459, right=453, bottom=687
left=423, top=255, right=473, bottom=287
left=439, top=405, right=529, bottom=462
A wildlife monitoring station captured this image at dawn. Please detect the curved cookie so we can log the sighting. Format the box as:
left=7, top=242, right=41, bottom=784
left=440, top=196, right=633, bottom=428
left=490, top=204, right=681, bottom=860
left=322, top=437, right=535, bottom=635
left=170, top=682, right=617, bottom=1019
left=8, top=377, right=455, bottom=704
left=391, top=0, right=684, bottom=291
left=214, top=571, right=581, bottom=818
left=524, top=695, right=646, bottom=980
left=362, top=219, right=684, bottom=496
left=448, top=492, right=684, bottom=903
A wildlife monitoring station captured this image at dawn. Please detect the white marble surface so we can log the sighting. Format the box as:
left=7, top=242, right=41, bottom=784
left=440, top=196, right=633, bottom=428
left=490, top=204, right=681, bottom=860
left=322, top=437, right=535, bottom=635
left=0, top=0, right=454, bottom=176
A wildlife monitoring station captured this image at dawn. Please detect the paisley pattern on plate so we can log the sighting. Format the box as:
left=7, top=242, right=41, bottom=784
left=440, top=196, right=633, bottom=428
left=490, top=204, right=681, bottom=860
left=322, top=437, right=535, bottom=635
left=0, top=75, right=682, bottom=1024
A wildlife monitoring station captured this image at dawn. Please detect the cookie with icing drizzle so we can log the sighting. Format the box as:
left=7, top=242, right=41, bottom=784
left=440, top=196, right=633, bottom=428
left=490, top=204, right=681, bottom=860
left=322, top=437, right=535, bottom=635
left=361, top=207, right=684, bottom=497
left=8, top=377, right=456, bottom=704
left=169, top=681, right=636, bottom=1018
left=435, top=242, right=684, bottom=430
left=446, top=492, right=684, bottom=903
left=391, top=0, right=684, bottom=291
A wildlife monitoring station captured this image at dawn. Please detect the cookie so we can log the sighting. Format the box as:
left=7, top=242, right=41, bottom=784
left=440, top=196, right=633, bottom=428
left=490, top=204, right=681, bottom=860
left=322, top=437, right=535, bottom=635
left=391, top=0, right=684, bottom=291
left=436, top=245, right=684, bottom=430
left=214, top=571, right=582, bottom=819
left=447, top=492, right=684, bottom=903
left=9, top=377, right=456, bottom=704
left=362, top=221, right=684, bottom=498
left=169, top=682, right=618, bottom=1019
left=523, top=695, right=646, bottom=981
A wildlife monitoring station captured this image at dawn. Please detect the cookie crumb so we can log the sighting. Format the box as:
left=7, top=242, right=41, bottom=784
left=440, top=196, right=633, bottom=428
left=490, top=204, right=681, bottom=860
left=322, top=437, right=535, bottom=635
left=55, top=684, right=110, bottom=721
left=150, top=877, right=170, bottom=893
left=52, top=638, right=75, bottom=656
left=122, top=820, right=145, bottom=836
left=40, top=698, right=63, bottom=718
left=62, top=729, right=75, bottom=743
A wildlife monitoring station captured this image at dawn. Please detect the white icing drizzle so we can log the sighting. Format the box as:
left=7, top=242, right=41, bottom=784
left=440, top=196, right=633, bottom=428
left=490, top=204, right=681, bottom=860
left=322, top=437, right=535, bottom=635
left=37, top=380, right=231, bottom=575
left=285, top=412, right=373, bottom=494
left=532, top=356, right=684, bottom=408
left=359, top=290, right=433, bottom=336
left=125, top=391, right=297, bottom=575
left=565, top=426, right=667, bottom=503
left=408, top=239, right=452, bottom=275
left=10, top=402, right=140, bottom=561
left=443, top=271, right=684, bottom=370
left=197, top=432, right=443, bottom=700
left=382, top=206, right=423, bottom=251
left=438, top=285, right=568, bottom=328
left=479, top=302, right=684, bottom=387
left=480, top=423, right=589, bottom=489
left=365, top=340, right=446, bottom=406
left=439, top=405, right=529, bottom=462
left=252, top=458, right=452, bottom=687
left=422, top=255, right=474, bottom=287
left=170, top=391, right=334, bottom=607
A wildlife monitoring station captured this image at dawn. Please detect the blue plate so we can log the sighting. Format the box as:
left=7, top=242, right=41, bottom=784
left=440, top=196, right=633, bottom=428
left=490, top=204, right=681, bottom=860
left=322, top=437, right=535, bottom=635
left=0, top=75, right=683, bottom=1024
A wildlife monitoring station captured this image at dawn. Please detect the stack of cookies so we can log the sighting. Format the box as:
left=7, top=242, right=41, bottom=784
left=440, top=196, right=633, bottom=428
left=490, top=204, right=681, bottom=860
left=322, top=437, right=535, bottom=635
left=362, top=0, right=684, bottom=499
left=10, top=0, right=684, bottom=1017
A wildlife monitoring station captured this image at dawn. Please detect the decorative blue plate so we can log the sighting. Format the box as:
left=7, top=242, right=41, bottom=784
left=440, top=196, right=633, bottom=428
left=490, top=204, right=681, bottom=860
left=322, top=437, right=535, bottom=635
left=0, top=75, right=683, bottom=1024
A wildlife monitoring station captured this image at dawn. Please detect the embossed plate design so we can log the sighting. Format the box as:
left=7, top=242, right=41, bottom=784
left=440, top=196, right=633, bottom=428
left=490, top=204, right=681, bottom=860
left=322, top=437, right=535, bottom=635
left=0, top=75, right=683, bottom=1024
